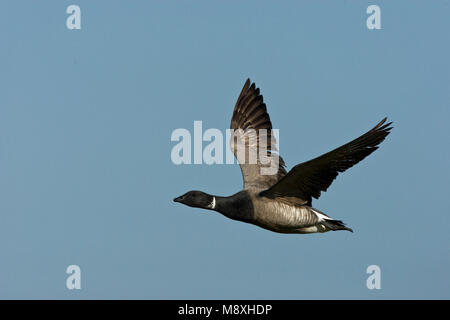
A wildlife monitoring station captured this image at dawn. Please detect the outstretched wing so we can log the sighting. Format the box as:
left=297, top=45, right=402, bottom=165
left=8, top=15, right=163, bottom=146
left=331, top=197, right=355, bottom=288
left=260, top=118, right=393, bottom=204
left=230, top=79, right=287, bottom=190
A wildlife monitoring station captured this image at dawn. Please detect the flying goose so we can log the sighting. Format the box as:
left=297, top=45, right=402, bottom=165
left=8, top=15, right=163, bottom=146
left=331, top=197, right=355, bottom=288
left=174, top=79, right=392, bottom=234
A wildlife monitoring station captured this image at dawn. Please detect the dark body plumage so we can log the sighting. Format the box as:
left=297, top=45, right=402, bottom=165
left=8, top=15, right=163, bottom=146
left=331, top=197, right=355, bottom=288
left=174, top=79, right=392, bottom=234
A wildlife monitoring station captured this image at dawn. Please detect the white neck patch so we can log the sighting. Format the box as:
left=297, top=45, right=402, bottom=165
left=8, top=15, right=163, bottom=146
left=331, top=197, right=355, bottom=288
left=208, top=196, right=216, bottom=209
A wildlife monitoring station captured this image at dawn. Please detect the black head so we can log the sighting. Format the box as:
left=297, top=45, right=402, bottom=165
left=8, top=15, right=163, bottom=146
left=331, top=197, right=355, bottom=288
left=173, top=191, right=214, bottom=209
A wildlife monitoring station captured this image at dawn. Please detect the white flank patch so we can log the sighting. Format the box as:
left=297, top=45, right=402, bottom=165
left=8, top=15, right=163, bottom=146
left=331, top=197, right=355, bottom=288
left=312, top=208, right=331, bottom=221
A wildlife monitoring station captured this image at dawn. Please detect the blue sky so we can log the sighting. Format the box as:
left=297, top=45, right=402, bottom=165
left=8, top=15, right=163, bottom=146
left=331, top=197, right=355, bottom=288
left=0, top=1, right=449, bottom=299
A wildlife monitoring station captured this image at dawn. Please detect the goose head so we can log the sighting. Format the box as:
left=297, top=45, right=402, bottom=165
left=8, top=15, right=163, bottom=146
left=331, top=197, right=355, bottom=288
left=173, top=191, right=215, bottom=210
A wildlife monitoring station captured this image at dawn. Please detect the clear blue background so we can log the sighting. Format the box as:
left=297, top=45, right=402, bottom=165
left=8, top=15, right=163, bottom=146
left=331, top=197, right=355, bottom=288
left=1, top=0, right=449, bottom=299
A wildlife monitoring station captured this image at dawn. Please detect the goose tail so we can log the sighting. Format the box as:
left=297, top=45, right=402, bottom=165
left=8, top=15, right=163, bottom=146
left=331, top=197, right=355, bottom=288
left=321, top=219, right=354, bottom=233
left=311, top=208, right=354, bottom=233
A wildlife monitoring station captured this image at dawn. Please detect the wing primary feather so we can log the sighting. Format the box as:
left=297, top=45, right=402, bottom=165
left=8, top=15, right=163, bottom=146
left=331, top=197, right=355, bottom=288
left=260, top=118, right=393, bottom=203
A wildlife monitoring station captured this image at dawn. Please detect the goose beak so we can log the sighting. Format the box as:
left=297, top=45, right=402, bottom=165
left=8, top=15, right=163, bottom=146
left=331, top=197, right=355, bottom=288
left=173, top=196, right=182, bottom=203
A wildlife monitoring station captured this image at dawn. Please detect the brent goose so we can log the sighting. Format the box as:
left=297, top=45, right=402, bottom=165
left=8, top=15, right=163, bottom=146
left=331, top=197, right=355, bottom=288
left=174, top=79, right=392, bottom=234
